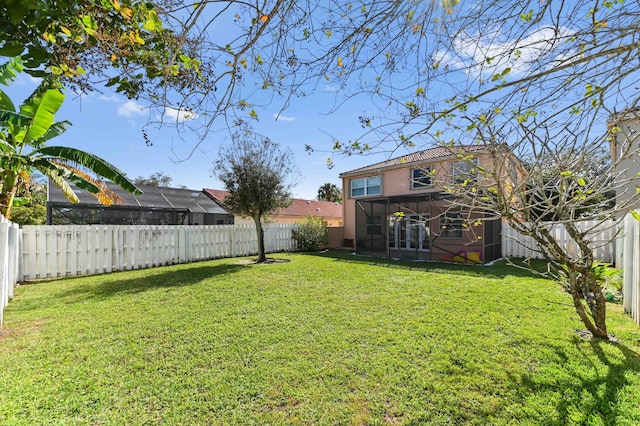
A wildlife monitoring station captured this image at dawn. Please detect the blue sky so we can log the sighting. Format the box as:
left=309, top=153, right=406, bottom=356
left=5, top=0, right=616, bottom=201
left=7, top=72, right=393, bottom=200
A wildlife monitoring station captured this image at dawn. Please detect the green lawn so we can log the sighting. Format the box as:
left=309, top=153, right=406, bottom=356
left=1, top=251, right=640, bottom=425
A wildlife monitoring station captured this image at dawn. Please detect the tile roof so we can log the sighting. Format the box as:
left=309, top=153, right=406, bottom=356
left=203, top=189, right=343, bottom=219
left=339, top=144, right=488, bottom=177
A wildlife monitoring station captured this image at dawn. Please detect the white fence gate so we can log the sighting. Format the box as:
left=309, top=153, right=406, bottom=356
left=502, top=220, right=617, bottom=263
left=0, top=214, right=21, bottom=327
left=20, top=224, right=296, bottom=281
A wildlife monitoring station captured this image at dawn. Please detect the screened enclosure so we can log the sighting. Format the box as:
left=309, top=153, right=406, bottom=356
left=354, top=193, right=501, bottom=264
left=47, top=181, right=234, bottom=225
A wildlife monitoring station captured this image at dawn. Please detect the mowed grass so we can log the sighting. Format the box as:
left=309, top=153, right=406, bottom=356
left=2, top=251, right=640, bottom=425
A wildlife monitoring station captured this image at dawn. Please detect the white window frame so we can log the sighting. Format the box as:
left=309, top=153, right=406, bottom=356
left=411, top=167, right=433, bottom=189
left=452, top=158, right=480, bottom=184
left=350, top=175, right=381, bottom=197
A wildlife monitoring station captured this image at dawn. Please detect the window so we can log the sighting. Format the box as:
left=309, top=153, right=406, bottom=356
left=440, top=213, right=465, bottom=238
left=350, top=175, right=381, bottom=197
left=452, top=158, right=480, bottom=184
left=411, top=167, right=433, bottom=189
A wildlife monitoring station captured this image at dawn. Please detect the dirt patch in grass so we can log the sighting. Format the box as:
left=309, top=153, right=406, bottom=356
left=0, top=328, right=12, bottom=340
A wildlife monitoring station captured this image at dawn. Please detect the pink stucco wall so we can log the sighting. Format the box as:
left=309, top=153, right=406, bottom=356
left=341, top=157, right=471, bottom=241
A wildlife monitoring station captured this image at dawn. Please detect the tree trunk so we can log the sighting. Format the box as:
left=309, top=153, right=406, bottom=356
left=569, top=271, right=609, bottom=339
left=254, top=215, right=266, bottom=263
left=2, top=186, right=18, bottom=220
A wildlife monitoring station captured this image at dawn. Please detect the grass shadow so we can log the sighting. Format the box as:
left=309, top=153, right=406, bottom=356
left=55, top=263, right=245, bottom=301
left=515, top=338, right=640, bottom=424
left=311, top=249, right=549, bottom=280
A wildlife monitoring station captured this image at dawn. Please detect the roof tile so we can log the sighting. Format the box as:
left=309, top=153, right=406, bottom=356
left=203, top=189, right=342, bottom=219
left=339, top=144, right=487, bottom=176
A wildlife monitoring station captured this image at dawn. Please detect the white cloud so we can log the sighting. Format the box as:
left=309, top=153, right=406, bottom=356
left=117, top=100, right=147, bottom=117
left=163, top=106, right=198, bottom=123
left=273, top=113, right=296, bottom=122
left=99, top=94, right=122, bottom=103
left=435, top=25, right=574, bottom=78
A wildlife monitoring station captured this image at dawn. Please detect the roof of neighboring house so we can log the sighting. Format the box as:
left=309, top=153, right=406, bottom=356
left=48, top=180, right=232, bottom=215
left=339, top=144, right=488, bottom=177
left=203, top=189, right=343, bottom=219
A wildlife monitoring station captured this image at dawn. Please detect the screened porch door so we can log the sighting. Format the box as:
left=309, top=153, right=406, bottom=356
left=389, top=214, right=430, bottom=251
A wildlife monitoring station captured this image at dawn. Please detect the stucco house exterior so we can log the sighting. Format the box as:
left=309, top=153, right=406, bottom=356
left=339, top=145, right=514, bottom=264
left=203, top=189, right=343, bottom=226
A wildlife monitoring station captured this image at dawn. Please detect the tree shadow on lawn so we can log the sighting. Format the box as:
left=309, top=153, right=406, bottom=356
left=311, top=249, right=548, bottom=280
left=53, top=263, right=245, bottom=301
left=513, top=337, right=640, bottom=424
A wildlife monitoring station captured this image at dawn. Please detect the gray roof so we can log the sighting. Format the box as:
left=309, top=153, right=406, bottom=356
left=48, top=180, right=231, bottom=215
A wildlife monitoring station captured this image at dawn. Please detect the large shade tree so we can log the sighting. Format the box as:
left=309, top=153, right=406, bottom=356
left=212, top=128, right=296, bottom=263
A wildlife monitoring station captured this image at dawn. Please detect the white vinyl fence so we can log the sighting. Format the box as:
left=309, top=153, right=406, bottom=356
left=0, top=214, right=21, bottom=327
left=502, top=220, right=617, bottom=263
left=621, top=213, right=640, bottom=325
left=20, top=223, right=296, bottom=281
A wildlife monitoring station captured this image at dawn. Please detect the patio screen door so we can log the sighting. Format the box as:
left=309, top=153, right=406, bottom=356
left=389, top=214, right=430, bottom=251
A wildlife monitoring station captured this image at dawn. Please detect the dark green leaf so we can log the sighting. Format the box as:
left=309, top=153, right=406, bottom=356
left=34, top=146, right=142, bottom=195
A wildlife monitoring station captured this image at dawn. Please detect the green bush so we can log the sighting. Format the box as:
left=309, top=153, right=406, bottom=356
left=10, top=205, right=47, bottom=226
left=292, top=215, right=329, bottom=251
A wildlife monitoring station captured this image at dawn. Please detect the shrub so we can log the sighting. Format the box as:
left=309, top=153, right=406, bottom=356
left=292, top=215, right=328, bottom=251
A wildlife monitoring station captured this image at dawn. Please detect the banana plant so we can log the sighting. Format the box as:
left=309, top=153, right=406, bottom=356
left=0, top=60, right=141, bottom=219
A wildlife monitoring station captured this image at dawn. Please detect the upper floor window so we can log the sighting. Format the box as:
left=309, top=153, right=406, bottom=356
left=350, top=175, right=381, bottom=197
left=452, top=158, right=480, bottom=184
left=411, top=167, right=433, bottom=189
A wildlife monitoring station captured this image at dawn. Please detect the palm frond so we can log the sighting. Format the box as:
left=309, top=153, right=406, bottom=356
left=0, top=57, right=24, bottom=86
left=31, top=121, right=71, bottom=147
left=50, top=162, right=126, bottom=206
left=0, top=110, right=31, bottom=141
left=31, top=158, right=101, bottom=194
left=35, top=146, right=142, bottom=195
left=19, top=87, right=65, bottom=144
left=0, top=88, right=15, bottom=112
left=40, top=167, right=80, bottom=204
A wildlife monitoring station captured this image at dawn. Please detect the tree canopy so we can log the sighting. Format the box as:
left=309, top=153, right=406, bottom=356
left=317, top=183, right=342, bottom=203
left=69, top=0, right=632, bottom=157
left=212, top=128, right=296, bottom=263
left=4, top=1, right=637, bottom=154
left=0, top=0, right=202, bottom=98
left=134, top=172, right=185, bottom=188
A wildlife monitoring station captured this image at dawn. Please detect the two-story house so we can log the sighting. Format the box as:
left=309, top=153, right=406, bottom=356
left=339, top=145, right=508, bottom=264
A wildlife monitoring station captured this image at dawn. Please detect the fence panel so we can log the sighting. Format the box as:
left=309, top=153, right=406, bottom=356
left=622, top=213, right=640, bottom=325
left=19, top=223, right=297, bottom=282
left=1, top=214, right=21, bottom=327
left=502, top=220, right=617, bottom=263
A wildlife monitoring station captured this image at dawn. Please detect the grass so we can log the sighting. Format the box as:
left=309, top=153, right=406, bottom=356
left=1, top=251, right=640, bottom=425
